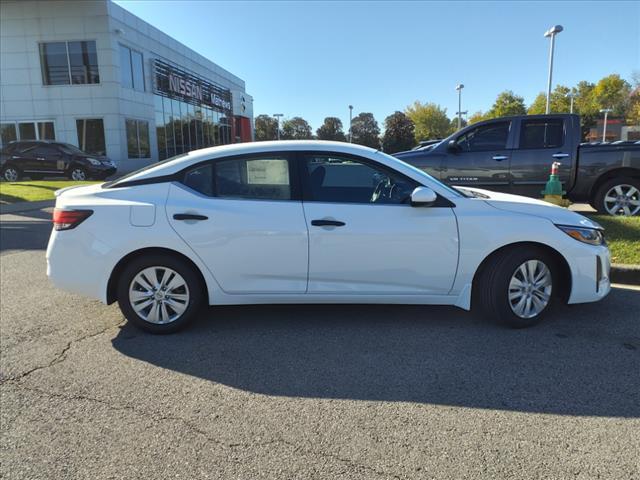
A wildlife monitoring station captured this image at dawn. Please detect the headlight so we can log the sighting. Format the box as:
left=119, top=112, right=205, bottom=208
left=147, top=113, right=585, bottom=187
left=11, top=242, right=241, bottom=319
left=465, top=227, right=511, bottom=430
left=557, top=225, right=605, bottom=246
left=87, top=158, right=101, bottom=166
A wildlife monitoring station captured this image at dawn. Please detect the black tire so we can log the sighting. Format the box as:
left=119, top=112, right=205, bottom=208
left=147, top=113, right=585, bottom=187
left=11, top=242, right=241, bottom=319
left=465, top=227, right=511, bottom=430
left=2, top=166, right=21, bottom=182
left=116, top=254, right=205, bottom=334
left=474, top=247, right=559, bottom=328
left=68, top=166, right=89, bottom=181
left=593, top=177, right=640, bottom=216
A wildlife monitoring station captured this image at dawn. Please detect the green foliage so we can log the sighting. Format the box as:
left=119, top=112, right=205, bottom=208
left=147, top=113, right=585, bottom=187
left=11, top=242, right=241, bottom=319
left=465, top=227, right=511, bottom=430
left=528, top=86, right=573, bottom=115
left=592, top=74, right=631, bottom=116
left=528, top=93, right=547, bottom=115
left=487, top=90, right=527, bottom=118
left=281, top=117, right=313, bottom=140
left=405, top=101, right=451, bottom=142
left=449, top=116, right=468, bottom=132
left=254, top=114, right=278, bottom=141
left=0, top=181, right=99, bottom=203
left=316, top=117, right=346, bottom=141
left=381, top=111, right=415, bottom=153
left=350, top=112, right=381, bottom=149
left=468, top=111, right=487, bottom=125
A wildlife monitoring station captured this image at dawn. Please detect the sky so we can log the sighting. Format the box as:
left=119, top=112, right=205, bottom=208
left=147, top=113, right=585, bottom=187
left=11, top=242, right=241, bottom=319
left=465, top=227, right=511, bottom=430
left=115, top=0, right=639, bottom=131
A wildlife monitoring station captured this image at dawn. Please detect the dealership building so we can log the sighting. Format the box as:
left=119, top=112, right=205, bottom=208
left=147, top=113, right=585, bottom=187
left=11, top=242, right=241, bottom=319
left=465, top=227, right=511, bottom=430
left=0, top=0, right=253, bottom=173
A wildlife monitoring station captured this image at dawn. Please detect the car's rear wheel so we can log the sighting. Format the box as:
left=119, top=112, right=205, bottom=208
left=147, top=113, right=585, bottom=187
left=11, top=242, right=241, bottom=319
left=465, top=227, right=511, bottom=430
left=475, top=247, right=558, bottom=328
left=593, top=177, right=640, bottom=216
left=116, top=254, right=204, bottom=333
left=2, top=167, right=21, bottom=182
left=69, top=167, right=88, bottom=181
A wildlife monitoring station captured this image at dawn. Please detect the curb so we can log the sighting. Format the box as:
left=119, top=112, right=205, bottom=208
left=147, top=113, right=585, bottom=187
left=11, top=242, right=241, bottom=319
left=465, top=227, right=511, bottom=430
left=611, top=264, right=640, bottom=286
left=0, top=199, right=55, bottom=215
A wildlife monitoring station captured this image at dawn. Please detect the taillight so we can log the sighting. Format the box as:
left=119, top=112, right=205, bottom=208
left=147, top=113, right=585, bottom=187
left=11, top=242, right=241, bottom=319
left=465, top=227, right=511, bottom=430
left=52, top=209, right=93, bottom=231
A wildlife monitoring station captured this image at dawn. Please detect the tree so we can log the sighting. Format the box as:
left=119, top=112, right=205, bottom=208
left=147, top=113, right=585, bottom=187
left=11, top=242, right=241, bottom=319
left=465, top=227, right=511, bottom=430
left=381, top=111, right=415, bottom=153
left=350, top=112, right=381, bottom=148
left=487, top=90, right=527, bottom=118
left=281, top=117, right=313, bottom=140
left=592, top=74, right=631, bottom=117
left=405, top=101, right=451, bottom=142
left=627, top=71, right=640, bottom=125
left=254, top=114, right=278, bottom=141
left=316, top=117, right=346, bottom=141
left=528, top=85, right=573, bottom=114
left=468, top=111, right=487, bottom=125
left=449, top=116, right=468, bottom=133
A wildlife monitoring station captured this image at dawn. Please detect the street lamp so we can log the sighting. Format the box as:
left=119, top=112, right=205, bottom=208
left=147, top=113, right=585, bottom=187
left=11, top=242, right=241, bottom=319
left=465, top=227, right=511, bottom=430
left=273, top=113, right=283, bottom=140
left=455, top=84, right=464, bottom=130
left=600, top=108, right=612, bottom=142
left=566, top=91, right=577, bottom=114
left=544, top=25, right=563, bottom=114
left=456, top=111, right=468, bottom=126
left=348, top=105, right=353, bottom=143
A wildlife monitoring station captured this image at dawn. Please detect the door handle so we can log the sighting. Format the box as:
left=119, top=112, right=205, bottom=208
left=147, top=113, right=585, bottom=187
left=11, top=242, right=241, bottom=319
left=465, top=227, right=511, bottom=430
left=311, top=219, right=345, bottom=227
left=552, top=153, right=569, bottom=159
left=173, top=213, right=208, bottom=221
left=492, top=155, right=508, bottom=161
left=36, top=157, right=45, bottom=161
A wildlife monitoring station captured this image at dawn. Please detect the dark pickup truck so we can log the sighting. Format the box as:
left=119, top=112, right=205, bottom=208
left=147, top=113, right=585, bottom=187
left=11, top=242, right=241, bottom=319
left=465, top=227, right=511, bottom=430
left=395, top=114, right=640, bottom=216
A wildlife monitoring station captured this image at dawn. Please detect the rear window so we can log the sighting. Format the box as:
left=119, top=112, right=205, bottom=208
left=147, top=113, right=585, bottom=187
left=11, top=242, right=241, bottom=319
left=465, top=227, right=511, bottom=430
left=519, top=119, right=564, bottom=149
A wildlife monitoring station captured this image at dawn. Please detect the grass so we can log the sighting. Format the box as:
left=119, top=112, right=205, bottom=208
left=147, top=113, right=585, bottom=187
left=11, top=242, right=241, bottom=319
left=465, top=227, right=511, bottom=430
left=0, top=180, right=100, bottom=204
left=585, top=214, right=640, bottom=265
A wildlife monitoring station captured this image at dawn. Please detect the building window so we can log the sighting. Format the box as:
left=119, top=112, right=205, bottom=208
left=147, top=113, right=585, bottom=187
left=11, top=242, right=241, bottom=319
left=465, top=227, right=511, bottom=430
left=1, top=121, right=54, bottom=143
left=119, top=44, right=145, bottom=91
left=0, top=123, right=18, bottom=146
left=76, top=119, right=106, bottom=155
left=126, top=119, right=150, bottom=158
left=39, top=41, right=99, bottom=85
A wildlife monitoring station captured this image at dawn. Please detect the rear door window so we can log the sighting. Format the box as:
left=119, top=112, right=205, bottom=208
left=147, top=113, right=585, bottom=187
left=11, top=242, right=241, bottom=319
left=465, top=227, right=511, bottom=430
left=519, top=119, right=564, bottom=149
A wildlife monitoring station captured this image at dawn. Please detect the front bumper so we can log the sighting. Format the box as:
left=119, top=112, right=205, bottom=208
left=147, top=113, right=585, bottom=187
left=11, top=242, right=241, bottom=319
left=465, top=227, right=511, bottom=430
left=87, top=165, right=117, bottom=179
left=567, top=245, right=611, bottom=304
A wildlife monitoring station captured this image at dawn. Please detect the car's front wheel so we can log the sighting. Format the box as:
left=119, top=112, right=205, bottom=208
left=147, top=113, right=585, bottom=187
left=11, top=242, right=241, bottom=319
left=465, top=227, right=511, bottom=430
left=117, top=254, right=204, bottom=333
left=2, top=166, right=21, bottom=182
left=475, top=248, right=558, bottom=328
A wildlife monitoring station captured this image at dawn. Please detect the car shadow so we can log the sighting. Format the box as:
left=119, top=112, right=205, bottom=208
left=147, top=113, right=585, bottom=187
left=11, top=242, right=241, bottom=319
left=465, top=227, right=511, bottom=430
left=112, top=286, right=640, bottom=417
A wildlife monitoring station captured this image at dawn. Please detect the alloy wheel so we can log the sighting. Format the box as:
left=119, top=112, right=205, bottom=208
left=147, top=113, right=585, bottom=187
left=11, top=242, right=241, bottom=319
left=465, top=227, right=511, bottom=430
left=4, top=168, right=18, bottom=182
left=508, top=260, right=552, bottom=319
left=71, top=169, right=86, bottom=181
left=128, top=266, right=190, bottom=324
left=603, top=184, right=640, bottom=216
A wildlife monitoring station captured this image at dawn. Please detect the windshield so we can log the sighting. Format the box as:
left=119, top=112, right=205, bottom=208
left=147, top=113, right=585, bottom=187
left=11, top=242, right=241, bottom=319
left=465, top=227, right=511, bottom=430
left=103, top=153, right=190, bottom=187
left=377, top=151, right=462, bottom=198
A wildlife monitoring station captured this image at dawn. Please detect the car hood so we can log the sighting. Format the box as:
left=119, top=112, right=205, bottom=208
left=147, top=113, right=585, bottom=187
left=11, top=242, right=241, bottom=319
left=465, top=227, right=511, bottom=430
left=460, top=187, right=603, bottom=230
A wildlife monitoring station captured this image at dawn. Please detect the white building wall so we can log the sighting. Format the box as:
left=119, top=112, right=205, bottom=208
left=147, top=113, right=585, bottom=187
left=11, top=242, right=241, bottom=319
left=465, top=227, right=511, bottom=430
left=1, top=0, right=253, bottom=174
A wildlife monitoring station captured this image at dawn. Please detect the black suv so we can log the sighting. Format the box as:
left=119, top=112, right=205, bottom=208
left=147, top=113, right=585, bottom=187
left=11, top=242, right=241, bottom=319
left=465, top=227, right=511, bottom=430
left=0, top=140, right=117, bottom=181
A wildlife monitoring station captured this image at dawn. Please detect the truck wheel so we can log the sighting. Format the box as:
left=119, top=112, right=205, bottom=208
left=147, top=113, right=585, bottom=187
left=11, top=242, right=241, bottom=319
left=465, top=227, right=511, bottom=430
left=475, top=247, right=558, bottom=328
left=593, top=177, right=640, bottom=216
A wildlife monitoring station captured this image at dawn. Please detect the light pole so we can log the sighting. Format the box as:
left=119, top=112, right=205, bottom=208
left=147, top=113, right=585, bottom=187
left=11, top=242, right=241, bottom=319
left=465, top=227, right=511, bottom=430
left=273, top=113, right=283, bottom=140
left=600, top=108, right=612, bottom=142
left=456, top=111, right=468, bottom=127
left=455, top=84, right=464, bottom=130
left=348, top=105, right=353, bottom=143
left=544, top=25, right=563, bottom=114
left=566, top=91, right=577, bottom=114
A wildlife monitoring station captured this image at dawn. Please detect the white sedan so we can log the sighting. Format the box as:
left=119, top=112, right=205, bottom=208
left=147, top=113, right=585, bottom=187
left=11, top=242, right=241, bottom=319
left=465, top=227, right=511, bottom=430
left=46, top=141, right=611, bottom=333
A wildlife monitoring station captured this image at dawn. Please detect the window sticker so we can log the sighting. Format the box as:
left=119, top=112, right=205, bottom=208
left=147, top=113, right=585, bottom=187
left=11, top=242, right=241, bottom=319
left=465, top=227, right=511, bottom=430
left=246, top=159, right=288, bottom=185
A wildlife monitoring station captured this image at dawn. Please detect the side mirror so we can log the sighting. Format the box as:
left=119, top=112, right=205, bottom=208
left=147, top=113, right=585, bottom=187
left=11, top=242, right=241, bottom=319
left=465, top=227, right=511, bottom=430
left=447, top=139, right=460, bottom=152
left=410, top=186, right=437, bottom=207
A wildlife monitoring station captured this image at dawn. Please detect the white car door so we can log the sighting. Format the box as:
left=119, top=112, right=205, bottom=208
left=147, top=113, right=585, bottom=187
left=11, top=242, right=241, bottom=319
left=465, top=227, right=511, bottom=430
left=166, top=153, right=308, bottom=294
left=300, top=153, right=459, bottom=294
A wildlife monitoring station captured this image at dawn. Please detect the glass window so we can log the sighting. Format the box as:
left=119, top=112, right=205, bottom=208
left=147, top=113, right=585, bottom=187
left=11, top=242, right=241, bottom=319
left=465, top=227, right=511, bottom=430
left=183, top=164, right=214, bottom=196
left=131, top=50, right=144, bottom=91
left=456, top=122, right=510, bottom=152
left=214, top=156, right=291, bottom=200
left=119, top=44, right=144, bottom=91
left=119, top=45, right=133, bottom=89
left=126, top=119, right=150, bottom=158
left=519, top=119, right=564, bottom=149
left=0, top=123, right=17, bottom=146
left=76, top=119, right=105, bottom=155
left=68, top=41, right=99, bottom=84
left=39, top=42, right=69, bottom=85
left=40, top=41, right=99, bottom=85
left=303, top=155, right=417, bottom=204
left=32, top=144, right=60, bottom=156
left=37, top=121, right=55, bottom=140
left=18, top=122, right=36, bottom=140
left=172, top=99, right=184, bottom=154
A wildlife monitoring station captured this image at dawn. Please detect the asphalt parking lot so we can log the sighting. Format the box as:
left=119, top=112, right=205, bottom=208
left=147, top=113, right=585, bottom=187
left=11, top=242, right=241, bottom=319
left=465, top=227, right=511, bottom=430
left=1, top=206, right=639, bottom=479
